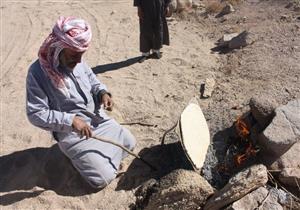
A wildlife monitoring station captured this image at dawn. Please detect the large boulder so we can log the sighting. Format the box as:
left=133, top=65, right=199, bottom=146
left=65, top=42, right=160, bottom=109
left=249, top=95, right=278, bottom=129
left=268, top=141, right=300, bottom=188
left=204, top=164, right=268, bottom=210
left=136, top=169, right=214, bottom=210
left=258, top=99, right=300, bottom=188
left=228, top=30, right=256, bottom=49
left=228, top=187, right=283, bottom=210
left=258, top=99, right=300, bottom=157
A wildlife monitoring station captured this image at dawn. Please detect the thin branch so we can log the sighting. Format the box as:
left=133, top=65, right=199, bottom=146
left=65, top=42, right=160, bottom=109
left=295, top=177, right=300, bottom=193
left=91, top=135, right=157, bottom=171
left=120, top=122, right=156, bottom=127
left=161, top=122, right=178, bottom=145
left=255, top=187, right=270, bottom=210
left=267, top=170, right=300, bottom=201
left=266, top=169, right=282, bottom=172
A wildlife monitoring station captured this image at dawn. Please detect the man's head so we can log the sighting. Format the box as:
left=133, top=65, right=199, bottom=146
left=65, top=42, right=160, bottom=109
left=38, top=17, right=92, bottom=94
left=59, top=48, right=84, bottom=71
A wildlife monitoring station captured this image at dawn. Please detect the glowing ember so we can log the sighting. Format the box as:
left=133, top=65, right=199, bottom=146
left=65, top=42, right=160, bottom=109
left=234, top=143, right=258, bottom=165
left=235, top=117, right=250, bottom=138
left=233, top=116, right=259, bottom=166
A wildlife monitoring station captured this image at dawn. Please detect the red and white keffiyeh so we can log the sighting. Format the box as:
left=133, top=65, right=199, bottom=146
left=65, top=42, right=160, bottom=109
left=38, top=16, right=92, bottom=96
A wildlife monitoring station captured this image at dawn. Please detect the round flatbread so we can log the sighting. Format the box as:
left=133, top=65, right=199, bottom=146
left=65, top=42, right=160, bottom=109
left=179, top=103, right=210, bottom=171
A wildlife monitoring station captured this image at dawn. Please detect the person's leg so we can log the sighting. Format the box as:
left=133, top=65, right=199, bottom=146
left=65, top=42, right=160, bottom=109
left=139, top=51, right=150, bottom=63
left=139, top=20, right=152, bottom=55
left=70, top=149, right=118, bottom=188
left=121, top=127, right=136, bottom=158
left=151, top=24, right=163, bottom=59
left=152, top=48, right=162, bottom=59
left=58, top=119, right=136, bottom=188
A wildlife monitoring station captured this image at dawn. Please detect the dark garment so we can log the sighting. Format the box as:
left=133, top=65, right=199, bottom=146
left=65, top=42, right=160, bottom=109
left=134, top=0, right=170, bottom=53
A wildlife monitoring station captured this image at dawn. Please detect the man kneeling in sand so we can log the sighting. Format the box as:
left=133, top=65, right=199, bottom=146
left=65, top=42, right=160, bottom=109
left=26, top=16, right=136, bottom=188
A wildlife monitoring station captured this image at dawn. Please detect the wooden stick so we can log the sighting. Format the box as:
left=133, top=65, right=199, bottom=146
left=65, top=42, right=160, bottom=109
left=91, top=135, right=157, bottom=171
left=120, top=122, right=156, bottom=127
left=161, top=122, right=178, bottom=145
left=255, top=186, right=270, bottom=210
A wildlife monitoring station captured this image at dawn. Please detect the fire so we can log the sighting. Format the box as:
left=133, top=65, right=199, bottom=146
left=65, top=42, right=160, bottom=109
left=234, top=143, right=258, bottom=165
left=218, top=116, right=260, bottom=172
left=234, top=116, right=259, bottom=166
left=235, top=116, right=250, bottom=138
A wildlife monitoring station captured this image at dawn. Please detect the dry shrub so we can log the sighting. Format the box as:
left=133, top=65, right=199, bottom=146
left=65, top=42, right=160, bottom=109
left=225, top=0, right=243, bottom=6
left=205, top=1, right=223, bottom=14
left=205, top=0, right=243, bottom=14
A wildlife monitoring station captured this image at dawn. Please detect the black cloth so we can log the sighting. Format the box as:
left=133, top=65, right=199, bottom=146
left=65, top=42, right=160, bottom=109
left=134, top=0, right=170, bottom=53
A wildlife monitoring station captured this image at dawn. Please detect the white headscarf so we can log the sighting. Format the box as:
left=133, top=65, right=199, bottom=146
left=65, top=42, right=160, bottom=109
left=38, top=16, right=92, bottom=97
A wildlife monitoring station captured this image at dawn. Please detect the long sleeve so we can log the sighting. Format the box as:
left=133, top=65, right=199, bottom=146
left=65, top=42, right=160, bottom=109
left=26, top=71, right=76, bottom=132
left=83, top=62, right=109, bottom=98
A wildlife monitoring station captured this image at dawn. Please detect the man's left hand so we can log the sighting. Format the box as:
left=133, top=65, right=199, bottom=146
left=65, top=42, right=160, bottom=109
left=101, top=93, right=114, bottom=111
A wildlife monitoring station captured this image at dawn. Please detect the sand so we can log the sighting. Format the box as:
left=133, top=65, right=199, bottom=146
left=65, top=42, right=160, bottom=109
left=2, top=0, right=300, bottom=209
left=0, top=0, right=218, bottom=209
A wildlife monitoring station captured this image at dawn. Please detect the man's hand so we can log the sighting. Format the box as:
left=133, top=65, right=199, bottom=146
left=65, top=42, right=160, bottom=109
left=101, top=93, right=114, bottom=111
left=72, top=116, right=92, bottom=139
left=138, top=6, right=143, bottom=20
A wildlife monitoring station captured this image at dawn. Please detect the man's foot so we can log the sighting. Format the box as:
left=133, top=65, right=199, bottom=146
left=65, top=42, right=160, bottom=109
left=139, top=52, right=151, bottom=63
left=151, top=49, right=162, bottom=59
left=153, top=52, right=162, bottom=59
left=149, top=52, right=162, bottom=59
left=138, top=55, right=147, bottom=63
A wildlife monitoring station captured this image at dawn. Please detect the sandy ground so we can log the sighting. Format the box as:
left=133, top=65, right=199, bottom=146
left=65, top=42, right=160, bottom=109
left=1, top=0, right=300, bottom=209
left=0, top=0, right=218, bottom=209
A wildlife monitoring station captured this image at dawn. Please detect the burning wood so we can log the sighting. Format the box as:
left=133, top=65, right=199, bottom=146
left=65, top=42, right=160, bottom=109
left=235, top=116, right=250, bottom=138
left=217, top=115, right=260, bottom=174
left=234, top=116, right=259, bottom=166
left=234, top=143, right=259, bottom=166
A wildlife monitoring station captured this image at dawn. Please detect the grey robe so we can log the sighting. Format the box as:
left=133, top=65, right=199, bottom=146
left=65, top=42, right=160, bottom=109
left=26, top=60, right=136, bottom=188
left=134, top=0, right=170, bottom=53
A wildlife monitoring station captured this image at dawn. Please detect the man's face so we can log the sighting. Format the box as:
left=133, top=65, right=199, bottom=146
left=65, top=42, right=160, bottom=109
left=59, top=48, right=84, bottom=71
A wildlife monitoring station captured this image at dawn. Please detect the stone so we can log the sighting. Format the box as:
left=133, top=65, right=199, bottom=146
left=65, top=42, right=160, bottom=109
left=279, top=167, right=300, bottom=187
left=141, top=169, right=214, bottom=210
left=261, top=191, right=284, bottom=210
left=230, top=187, right=269, bottom=210
left=200, top=77, right=215, bottom=98
left=204, top=164, right=268, bottom=210
left=169, top=0, right=177, bottom=14
left=218, top=33, right=239, bottom=47
left=267, top=142, right=300, bottom=188
left=228, top=187, right=283, bottom=210
left=217, top=3, right=235, bottom=17
left=177, top=0, right=193, bottom=12
left=258, top=99, right=300, bottom=157
left=228, top=30, right=256, bottom=49
left=249, top=95, right=278, bottom=129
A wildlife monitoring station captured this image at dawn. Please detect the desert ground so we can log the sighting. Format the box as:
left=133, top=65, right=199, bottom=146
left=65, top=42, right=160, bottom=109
left=1, top=0, right=299, bottom=209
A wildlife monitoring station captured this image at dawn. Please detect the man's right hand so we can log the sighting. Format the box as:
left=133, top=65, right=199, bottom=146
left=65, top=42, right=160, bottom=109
left=72, top=116, right=92, bottom=139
